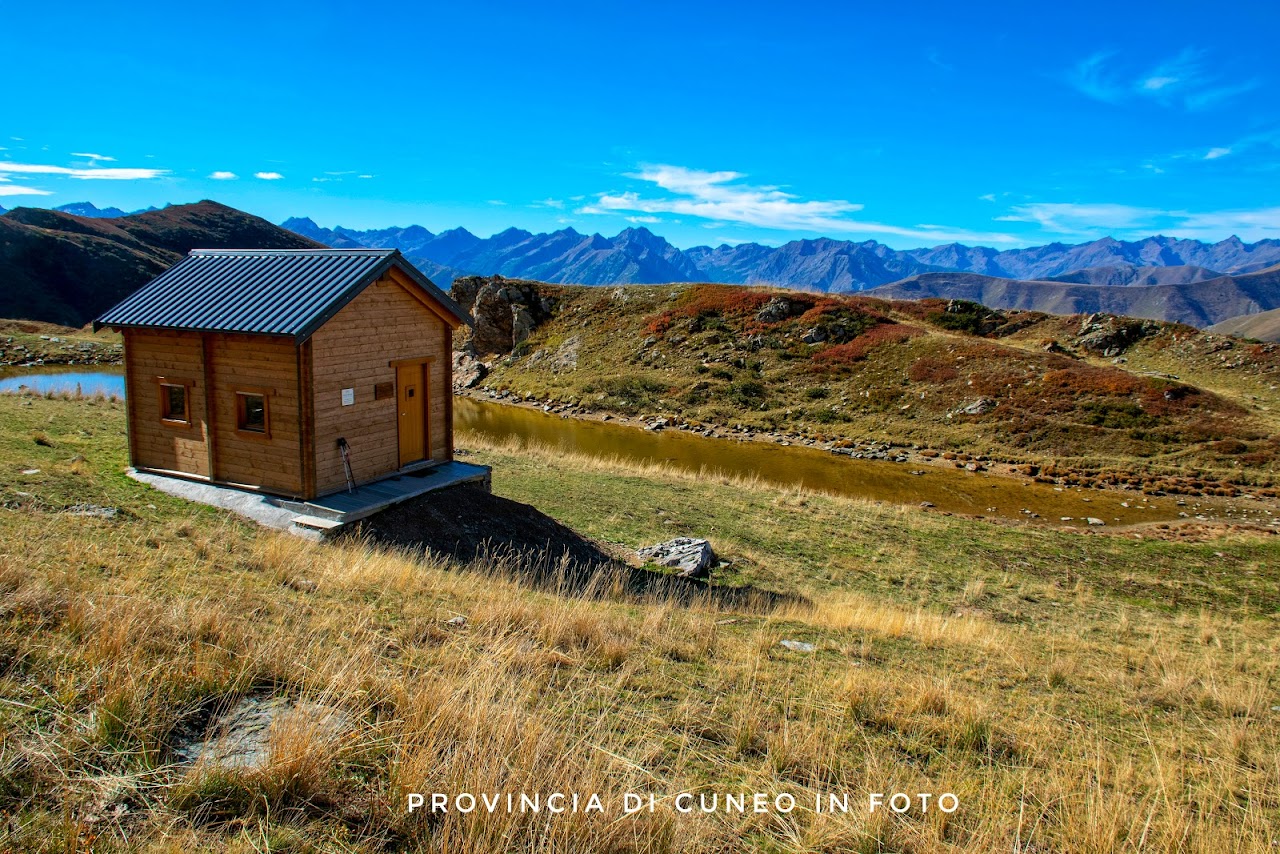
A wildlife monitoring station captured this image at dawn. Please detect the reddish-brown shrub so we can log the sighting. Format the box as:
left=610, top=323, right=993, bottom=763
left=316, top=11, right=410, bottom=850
left=645, top=285, right=779, bottom=334
left=907, top=357, right=959, bottom=383
left=1042, top=366, right=1142, bottom=396
left=811, top=324, right=923, bottom=369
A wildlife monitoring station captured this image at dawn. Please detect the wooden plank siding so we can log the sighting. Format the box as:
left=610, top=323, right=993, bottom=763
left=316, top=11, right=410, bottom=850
left=309, top=274, right=452, bottom=496
left=206, top=333, right=302, bottom=495
left=123, top=329, right=212, bottom=478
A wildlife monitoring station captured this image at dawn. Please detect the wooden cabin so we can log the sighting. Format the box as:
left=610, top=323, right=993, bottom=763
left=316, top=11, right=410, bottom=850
left=96, top=248, right=471, bottom=500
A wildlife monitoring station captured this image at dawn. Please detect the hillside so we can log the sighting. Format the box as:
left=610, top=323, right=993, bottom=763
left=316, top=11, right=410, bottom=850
left=451, top=277, right=1280, bottom=494
left=285, top=213, right=1280, bottom=292
left=0, top=201, right=319, bottom=325
left=1209, top=306, right=1280, bottom=342
left=867, top=265, right=1280, bottom=327
left=1, top=391, right=1277, bottom=850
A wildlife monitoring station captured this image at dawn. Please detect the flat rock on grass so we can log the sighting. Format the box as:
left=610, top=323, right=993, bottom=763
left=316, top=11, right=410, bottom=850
left=638, top=537, right=716, bottom=579
left=173, top=694, right=348, bottom=771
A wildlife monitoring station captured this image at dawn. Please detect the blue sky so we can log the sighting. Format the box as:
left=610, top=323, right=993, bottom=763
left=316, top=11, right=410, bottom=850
left=1, top=0, right=1276, bottom=249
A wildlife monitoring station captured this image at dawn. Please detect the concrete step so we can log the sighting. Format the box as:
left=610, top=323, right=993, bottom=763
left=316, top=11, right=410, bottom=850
left=291, top=515, right=345, bottom=533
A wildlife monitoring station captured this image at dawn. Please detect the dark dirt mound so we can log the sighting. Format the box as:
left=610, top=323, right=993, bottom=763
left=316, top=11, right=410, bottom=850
left=347, top=485, right=798, bottom=611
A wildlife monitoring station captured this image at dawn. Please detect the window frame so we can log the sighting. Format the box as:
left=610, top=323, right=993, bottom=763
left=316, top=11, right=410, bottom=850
left=234, top=388, right=271, bottom=439
left=154, top=376, right=194, bottom=428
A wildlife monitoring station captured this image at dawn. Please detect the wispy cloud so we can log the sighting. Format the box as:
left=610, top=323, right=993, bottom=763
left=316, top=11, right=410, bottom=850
left=996, top=203, right=1164, bottom=234
left=978, top=193, right=996, bottom=202
left=254, top=171, right=284, bottom=180
left=71, top=152, right=115, bottom=162
left=996, top=201, right=1280, bottom=242
left=358, top=174, right=374, bottom=179
left=0, top=179, right=53, bottom=197
left=925, top=49, right=953, bottom=73
left=0, top=161, right=167, bottom=180
left=486, top=199, right=507, bottom=206
left=626, top=215, right=661, bottom=224
left=532, top=198, right=565, bottom=209
left=580, top=164, right=1018, bottom=244
left=1067, top=48, right=1257, bottom=111
left=209, top=170, right=238, bottom=180
left=1204, top=147, right=1232, bottom=160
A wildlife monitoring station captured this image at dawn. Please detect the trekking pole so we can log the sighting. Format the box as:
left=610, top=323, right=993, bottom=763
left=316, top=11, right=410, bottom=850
left=338, top=438, right=355, bottom=493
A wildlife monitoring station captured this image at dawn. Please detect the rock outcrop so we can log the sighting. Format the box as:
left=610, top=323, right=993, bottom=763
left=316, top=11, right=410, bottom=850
left=450, top=275, right=557, bottom=357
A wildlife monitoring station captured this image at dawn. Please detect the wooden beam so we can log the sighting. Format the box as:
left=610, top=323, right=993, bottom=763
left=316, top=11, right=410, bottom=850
left=298, top=340, right=316, bottom=499
left=202, top=333, right=219, bottom=481
left=444, top=321, right=454, bottom=459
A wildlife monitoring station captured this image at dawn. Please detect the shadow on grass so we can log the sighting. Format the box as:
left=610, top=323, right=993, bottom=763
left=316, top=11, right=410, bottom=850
left=344, top=484, right=803, bottom=612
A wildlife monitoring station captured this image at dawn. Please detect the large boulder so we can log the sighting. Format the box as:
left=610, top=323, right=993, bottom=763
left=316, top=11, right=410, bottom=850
left=451, top=275, right=557, bottom=357
left=638, top=537, right=716, bottom=579
left=1075, top=314, right=1159, bottom=357
left=452, top=350, right=488, bottom=389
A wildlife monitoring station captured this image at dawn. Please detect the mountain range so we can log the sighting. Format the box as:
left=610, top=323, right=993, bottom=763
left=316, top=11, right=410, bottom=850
left=283, top=216, right=1280, bottom=295
left=3, top=200, right=1279, bottom=331
left=0, top=201, right=317, bottom=325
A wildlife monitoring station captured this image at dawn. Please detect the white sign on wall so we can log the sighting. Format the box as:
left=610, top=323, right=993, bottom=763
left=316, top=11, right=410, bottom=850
left=341, top=388, right=355, bottom=406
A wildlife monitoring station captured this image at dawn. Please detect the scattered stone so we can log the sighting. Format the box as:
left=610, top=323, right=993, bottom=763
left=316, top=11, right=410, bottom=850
left=65, top=504, right=118, bottom=519
left=919, top=501, right=934, bottom=508
left=755, top=296, right=804, bottom=324
left=779, top=640, right=815, bottom=653
left=954, top=398, right=997, bottom=416
left=172, top=693, right=349, bottom=770
left=444, top=615, right=467, bottom=628
left=21, top=468, right=39, bottom=475
left=1086, top=517, right=1106, bottom=526
left=285, top=577, right=318, bottom=593
left=637, top=537, right=716, bottom=579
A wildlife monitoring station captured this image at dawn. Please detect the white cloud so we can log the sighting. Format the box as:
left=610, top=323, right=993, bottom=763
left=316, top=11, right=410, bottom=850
left=209, top=170, right=238, bottom=180
left=581, top=164, right=1017, bottom=244
left=1068, top=48, right=1255, bottom=111
left=486, top=199, right=507, bottom=206
left=0, top=183, right=53, bottom=197
left=978, top=193, right=996, bottom=202
left=358, top=174, right=374, bottom=179
left=254, top=171, right=284, bottom=180
left=1204, top=147, right=1232, bottom=160
left=532, top=198, right=565, bottom=209
left=0, top=161, right=166, bottom=180
left=71, top=152, right=116, bottom=162
left=995, top=201, right=1280, bottom=242
left=626, top=215, right=661, bottom=224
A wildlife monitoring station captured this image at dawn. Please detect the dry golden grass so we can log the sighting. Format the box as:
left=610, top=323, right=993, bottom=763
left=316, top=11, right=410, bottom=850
left=1, top=395, right=1277, bottom=851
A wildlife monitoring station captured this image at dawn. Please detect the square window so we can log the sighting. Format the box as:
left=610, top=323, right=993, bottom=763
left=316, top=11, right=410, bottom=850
left=159, top=382, right=189, bottom=424
left=236, top=392, right=268, bottom=434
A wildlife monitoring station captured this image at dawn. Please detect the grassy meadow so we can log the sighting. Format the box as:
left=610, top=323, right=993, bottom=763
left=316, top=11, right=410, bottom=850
left=0, top=391, right=1277, bottom=852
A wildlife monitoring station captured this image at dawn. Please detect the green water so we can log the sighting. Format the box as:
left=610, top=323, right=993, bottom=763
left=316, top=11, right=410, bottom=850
left=455, top=396, right=1244, bottom=526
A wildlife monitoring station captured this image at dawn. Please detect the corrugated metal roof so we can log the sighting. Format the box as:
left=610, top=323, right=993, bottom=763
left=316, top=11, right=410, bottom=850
left=95, top=248, right=469, bottom=340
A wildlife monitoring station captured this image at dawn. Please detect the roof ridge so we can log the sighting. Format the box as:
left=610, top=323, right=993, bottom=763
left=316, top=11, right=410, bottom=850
left=188, top=247, right=397, bottom=256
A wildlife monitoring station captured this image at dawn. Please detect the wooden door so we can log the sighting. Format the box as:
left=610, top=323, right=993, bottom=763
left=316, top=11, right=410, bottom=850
left=397, top=363, right=426, bottom=466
